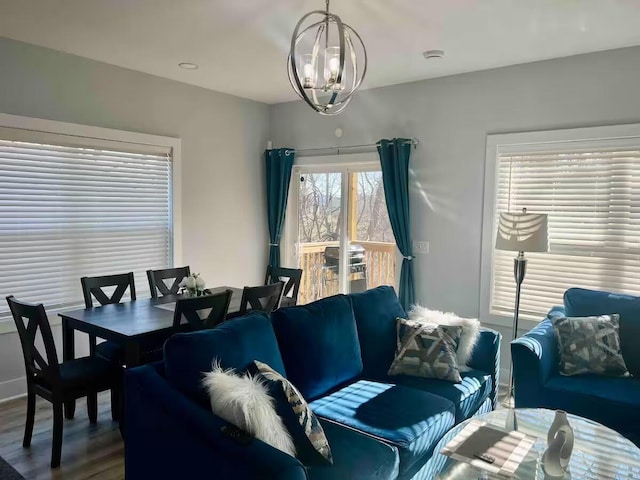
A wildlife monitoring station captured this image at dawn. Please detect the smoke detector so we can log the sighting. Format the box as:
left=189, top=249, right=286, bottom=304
left=423, top=50, right=445, bottom=60
left=178, top=62, right=199, bottom=70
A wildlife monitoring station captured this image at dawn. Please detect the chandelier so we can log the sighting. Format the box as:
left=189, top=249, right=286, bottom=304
left=287, top=0, right=367, bottom=115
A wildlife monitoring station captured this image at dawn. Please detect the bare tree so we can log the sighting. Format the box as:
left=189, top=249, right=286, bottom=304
left=297, top=171, right=393, bottom=244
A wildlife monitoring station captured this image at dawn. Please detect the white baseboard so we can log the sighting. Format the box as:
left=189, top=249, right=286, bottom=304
left=0, top=376, right=26, bottom=402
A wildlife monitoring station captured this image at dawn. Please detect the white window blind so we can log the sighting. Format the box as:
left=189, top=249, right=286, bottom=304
left=492, top=146, right=640, bottom=318
left=0, top=127, right=172, bottom=317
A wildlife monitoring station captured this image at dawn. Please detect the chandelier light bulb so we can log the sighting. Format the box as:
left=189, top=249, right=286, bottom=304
left=301, top=53, right=317, bottom=88
left=325, top=47, right=341, bottom=85
left=287, top=0, right=367, bottom=115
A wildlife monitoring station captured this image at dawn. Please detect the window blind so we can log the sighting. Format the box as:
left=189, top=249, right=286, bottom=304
left=0, top=128, right=172, bottom=317
left=492, top=147, right=640, bottom=318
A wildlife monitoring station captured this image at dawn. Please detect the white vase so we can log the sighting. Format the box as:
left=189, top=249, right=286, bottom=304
left=543, top=410, right=574, bottom=478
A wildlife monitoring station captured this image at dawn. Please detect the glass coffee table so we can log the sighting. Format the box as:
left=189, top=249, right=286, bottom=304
left=431, top=409, right=640, bottom=479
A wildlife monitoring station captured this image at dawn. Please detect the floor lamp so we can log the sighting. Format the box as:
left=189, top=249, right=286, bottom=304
left=496, top=208, right=548, bottom=407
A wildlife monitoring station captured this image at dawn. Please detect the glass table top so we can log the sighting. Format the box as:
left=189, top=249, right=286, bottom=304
left=432, top=408, right=640, bottom=479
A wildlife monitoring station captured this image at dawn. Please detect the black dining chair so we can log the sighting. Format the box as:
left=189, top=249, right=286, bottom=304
left=173, top=289, right=233, bottom=331
left=264, top=265, right=303, bottom=308
left=238, top=282, right=285, bottom=316
left=147, top=266, right=191, bottom=299
left=80, top=272, right=136, bottom=363
left=7, top=296, right=120, bottom=468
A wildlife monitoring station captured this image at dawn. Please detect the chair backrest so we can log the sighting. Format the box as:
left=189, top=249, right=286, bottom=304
left=147, top=266, right=191, bottom=299
left=81, top=272, right=136, bottom=308
left=239, top=282, right=285, bottom=316
left=173, top=289, right=233, bottom=331
left=264, top=266, right=303, bottom=304
left=7, top=296, right=60, bottom=384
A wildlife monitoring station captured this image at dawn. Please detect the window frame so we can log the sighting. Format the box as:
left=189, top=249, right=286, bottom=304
left=282, top=152, right=401, bottom=297
left=480, top=123, right=640, bottom=329
left=0, top=113, right=181, bottom=334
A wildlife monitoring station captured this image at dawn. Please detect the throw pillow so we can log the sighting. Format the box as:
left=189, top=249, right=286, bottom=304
left=408, top=305, right=480, bottom=371
left=388, top=317, right=463, bottom=382
left=551, top=314, right=630, bottom=377
left=250, top=360, right=333, bottom=466
left=202, top=362, right=296, bottom=456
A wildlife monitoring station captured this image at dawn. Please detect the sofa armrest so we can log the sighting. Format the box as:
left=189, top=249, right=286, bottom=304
left=546, top=305, right=566, bottom=320
left=125, top=364, right=307, bottom=480
left=511, top=317, right=559, bottom=408
left=468, top=328, right=502, bottom=410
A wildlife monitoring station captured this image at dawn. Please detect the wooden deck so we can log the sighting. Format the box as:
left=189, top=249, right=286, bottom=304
left=298, top=240, right=397, bottom=304
left=0, top=393, right=123, bottom=480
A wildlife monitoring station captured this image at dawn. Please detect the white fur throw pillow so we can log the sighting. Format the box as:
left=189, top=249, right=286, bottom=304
left=408, top=305, right=480, bottom=372
left=202, top=362, right=296, bottom=457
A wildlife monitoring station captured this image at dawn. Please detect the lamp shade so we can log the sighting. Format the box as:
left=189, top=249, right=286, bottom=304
left=496, top=212, right=548, bottom=253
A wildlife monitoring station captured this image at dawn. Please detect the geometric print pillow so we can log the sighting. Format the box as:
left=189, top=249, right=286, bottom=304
left=387, top=317, right=463, bottom=383
left=551, top=314, right=629, bottom=377
left=251, top=360, right=333, bottom=466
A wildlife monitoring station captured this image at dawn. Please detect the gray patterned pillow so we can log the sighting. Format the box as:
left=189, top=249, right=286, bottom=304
left=252, top=361, right=333, bottom=466
left=388, top=317, right=463, bottom=383
left=552, top=314, right=629, bottom=377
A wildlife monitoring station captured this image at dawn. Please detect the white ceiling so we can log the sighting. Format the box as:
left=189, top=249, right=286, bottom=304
left=1, top=0, right=640, bottom=104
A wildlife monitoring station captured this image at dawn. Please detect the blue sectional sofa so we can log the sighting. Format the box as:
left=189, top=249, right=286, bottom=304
left=512, top=288, right=640, bottom=446
left=124, top=286, right=501, bottom=480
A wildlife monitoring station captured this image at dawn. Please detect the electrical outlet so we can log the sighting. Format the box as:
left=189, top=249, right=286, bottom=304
left=414, top=240, right=430, bottom=255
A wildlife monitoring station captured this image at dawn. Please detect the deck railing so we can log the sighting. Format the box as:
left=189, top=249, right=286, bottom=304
left=297, top=241, right=397, bottom=304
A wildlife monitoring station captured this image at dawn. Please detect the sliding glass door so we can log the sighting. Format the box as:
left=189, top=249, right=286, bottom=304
left=285, top=160, right=397, bottom=304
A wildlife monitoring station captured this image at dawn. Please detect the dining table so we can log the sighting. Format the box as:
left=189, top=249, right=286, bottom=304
left=59, top=286, right=243, bottom=419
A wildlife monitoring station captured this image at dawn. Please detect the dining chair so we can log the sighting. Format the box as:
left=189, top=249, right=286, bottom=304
left=147, top=266, right=191, bottom=299
left=173, top=289, right=233, bottom=331
left=7, top=296, right=120, bottom=468
left=238, top=282, right=285, bottom=316
left=80, top=272, right=136, bottom=363
left=264, top=265, right=303, bottom=308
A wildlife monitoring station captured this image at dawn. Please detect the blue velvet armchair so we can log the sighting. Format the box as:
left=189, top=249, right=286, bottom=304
left=511, top=288, right=640, bottom=445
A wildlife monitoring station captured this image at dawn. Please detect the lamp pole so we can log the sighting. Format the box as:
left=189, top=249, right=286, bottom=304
left=506, top=251, right=527, bottom=406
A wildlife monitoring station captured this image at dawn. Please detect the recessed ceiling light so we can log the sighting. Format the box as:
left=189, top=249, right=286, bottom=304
left=423, top=50, right=445, bottom=60
left=178, top=62, right=199, bottom=70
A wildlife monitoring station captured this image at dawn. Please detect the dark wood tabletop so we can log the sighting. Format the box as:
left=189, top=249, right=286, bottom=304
left=59, top=286, right=243, bottom=426
left=60, top=286, right=243, bottom=364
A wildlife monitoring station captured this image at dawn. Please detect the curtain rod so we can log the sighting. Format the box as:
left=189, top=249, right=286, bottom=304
left=294, top=139, right=419, bottom=157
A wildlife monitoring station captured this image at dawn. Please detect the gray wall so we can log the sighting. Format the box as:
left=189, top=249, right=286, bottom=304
left=0, top=37, right=270, bottom=399
left=269, top=46, right=640, bottom=378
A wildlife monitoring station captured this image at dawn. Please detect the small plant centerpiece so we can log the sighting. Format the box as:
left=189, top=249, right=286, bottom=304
left=178, top=273, right=210, bottom=298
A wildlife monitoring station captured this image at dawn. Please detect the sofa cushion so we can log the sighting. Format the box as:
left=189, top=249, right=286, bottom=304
left=382, top=368, right=493, bottom=422
left=564, top=288, right=640, bottom=376
left=251, top=360, right=332, bottom=466
left=310, top=380, right=456, bottom=476
left=387, top=318, right=463, bottom=383
left=202, top=362, right=296, bottom=457
left=552, top=314, right=629, bottom=377
left=308, top=419, right=399, bottom=480
left=272, top=295, right=363, bottom=401
left=544, top=374, right=640, bottom=439
left=164, top=312, right=286, bottom=406
left=349, top=286, right=407, bottom=379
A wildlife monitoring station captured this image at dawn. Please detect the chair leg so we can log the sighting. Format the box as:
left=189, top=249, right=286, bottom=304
left=110, top=388, right=120, bottom=421
left=64, top=400, right=75, bottom=419
left=51, top=401, right=63, bottom=468
left=87, top=392, right=98, bottom=424
left=23, top=390, right=36, bottom=448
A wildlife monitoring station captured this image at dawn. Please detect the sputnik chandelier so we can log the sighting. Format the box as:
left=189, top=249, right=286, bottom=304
left=287, top=0, right=367, bottom=115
